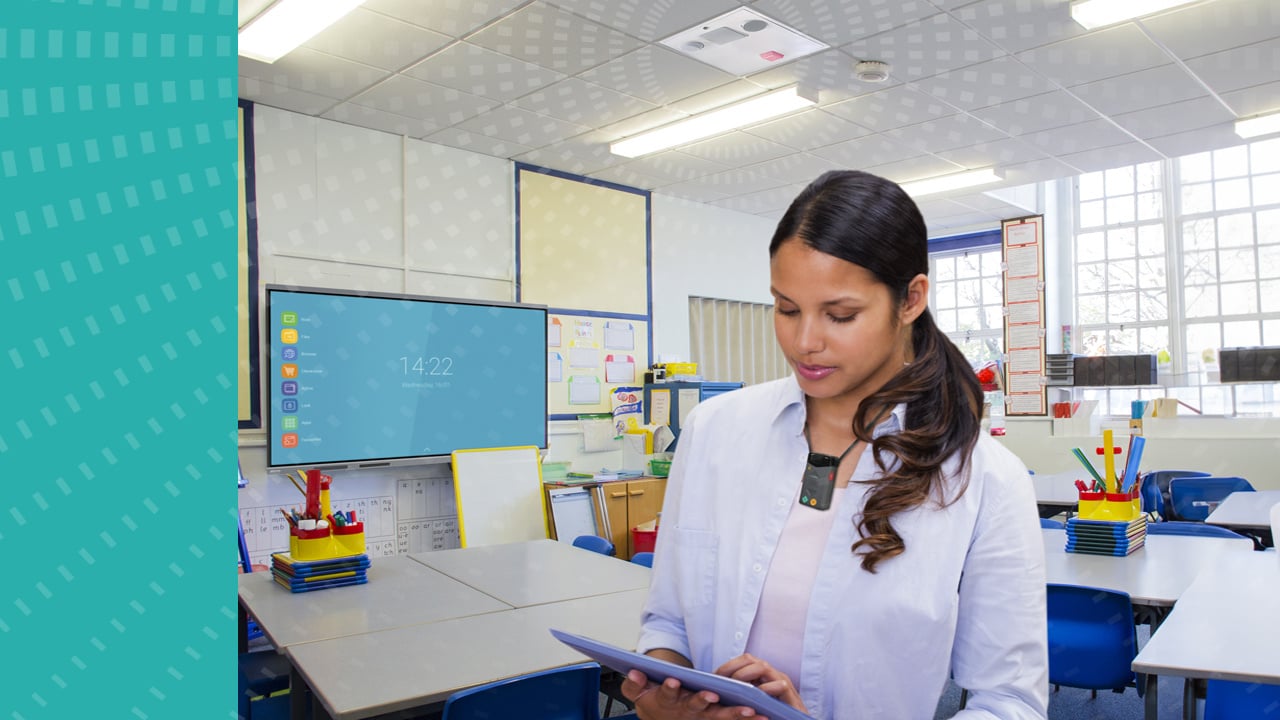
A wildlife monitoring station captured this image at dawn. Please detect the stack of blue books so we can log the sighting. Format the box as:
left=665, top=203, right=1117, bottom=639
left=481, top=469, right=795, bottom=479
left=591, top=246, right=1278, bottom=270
left=271, top=552, right=370, bottom=593
left=1065, top=516, right=1147, bottom=556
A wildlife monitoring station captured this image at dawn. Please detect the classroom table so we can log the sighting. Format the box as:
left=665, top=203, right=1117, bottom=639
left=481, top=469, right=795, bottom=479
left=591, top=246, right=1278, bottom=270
left=408, top=537, right=653, bottom=607
left=1029, top=471, right=1083, bottom=518
left=1131, top=551, right=1280, bottom=720
left=1039, top=529, right=1254, bottom=611
left=1205, top=489, right=1280, bottom=537
left=286, top=588, right=649, bottom=719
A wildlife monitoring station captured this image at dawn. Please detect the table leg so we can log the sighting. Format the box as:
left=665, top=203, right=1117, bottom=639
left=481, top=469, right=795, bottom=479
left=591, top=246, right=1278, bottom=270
left=239, top=601, right=248, bottom=654
left=1182, top=678, right=1200, bottom=720
left=1143, top=672, right=1159, bottom=720
left=291, top=666, right=308, bottom=720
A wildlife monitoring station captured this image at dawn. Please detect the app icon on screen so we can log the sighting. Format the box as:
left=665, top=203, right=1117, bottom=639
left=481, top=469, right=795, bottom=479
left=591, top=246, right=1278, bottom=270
left=281, top=433, right=299, bottom=448
left=281, top=416, right=298, bottom=430
left=281, top=311, right=297, bottom=325
left=281, top=381, right=298, bottom=395
left=282, top=346, right=298, bottom=360
left=281, top=363, right=298, bottom=378
left=281, top=398, right=298, bottom=413
left=281, top=328, right=298, bottom=344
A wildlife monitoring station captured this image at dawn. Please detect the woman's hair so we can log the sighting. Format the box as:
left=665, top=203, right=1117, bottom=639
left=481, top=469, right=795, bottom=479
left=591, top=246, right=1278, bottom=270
left=769, top=170, right=983, bottom=573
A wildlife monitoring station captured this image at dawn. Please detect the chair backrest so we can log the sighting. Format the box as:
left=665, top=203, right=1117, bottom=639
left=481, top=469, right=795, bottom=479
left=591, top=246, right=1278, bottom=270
left=1040, top=518, right=1065, bottom=530
left=1046, top=584, right=1138, bottom=692
left=1168, top=476, right=1255, bottom=522
left=571, top=534, right=616, bottom=556
left=442, top=661, right=601, bottom=720
left=630, top=551, right=654, bottom=567
left=1144, top=521, right=1249, bottom=540
left=1145, top=470, right=1212, bottom=520
left=1204, top=678, right=1280, bottom=720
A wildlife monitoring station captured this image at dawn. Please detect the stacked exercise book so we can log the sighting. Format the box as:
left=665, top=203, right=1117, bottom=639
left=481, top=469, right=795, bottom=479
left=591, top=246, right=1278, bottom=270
left=271, top=552, right=370, bottom=593
left=1064, top=515, right=1148, bottom=556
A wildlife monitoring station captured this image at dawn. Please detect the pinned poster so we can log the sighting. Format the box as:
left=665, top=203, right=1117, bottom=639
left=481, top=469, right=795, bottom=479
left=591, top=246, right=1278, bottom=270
left=604, top=354, right=636, bottom=383
left=604, top=321, right=635, bottom=350
left=548, top=352, right=563, bottom=383
left=568, top=375, right=601, bottom=405
left=569, top=342, right=598, bottom=368
left=548, top=317, right=562, bottom=347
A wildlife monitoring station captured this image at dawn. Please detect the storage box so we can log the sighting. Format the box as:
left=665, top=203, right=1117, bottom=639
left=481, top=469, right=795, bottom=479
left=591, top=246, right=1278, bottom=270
left=648, top=458, right=671, bottom=477
left=632, top=526, right=657, bottom=554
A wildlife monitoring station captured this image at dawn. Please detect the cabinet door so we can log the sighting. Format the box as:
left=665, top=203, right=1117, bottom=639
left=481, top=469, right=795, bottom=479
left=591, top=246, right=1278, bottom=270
left=625, top=478, right=667, bottom=557
left=602, top=482, right=630, bottom=558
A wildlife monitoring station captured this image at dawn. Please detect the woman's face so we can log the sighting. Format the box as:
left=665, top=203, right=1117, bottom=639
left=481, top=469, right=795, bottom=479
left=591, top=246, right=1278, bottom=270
left=770, top=237, right=924, bottom=406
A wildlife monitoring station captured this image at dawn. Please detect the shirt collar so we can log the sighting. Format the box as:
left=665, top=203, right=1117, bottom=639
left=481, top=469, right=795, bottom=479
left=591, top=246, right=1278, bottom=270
left=770, top=375, right=908, bottom=437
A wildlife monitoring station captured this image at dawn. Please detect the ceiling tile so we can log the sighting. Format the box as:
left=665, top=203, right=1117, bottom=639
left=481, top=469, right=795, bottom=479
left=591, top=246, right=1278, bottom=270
left=652, top=181, right=733, bottom=204
left=1145, top=124, right=1254, bottom=159
left=969, top=90, right=1101, bottom=136
left=678, top=132, right=796, bottom=166
left=908, top=56, right=1056, bottom=111
left=403, top=42, right=565, bottom=103
left=1111, top=96, right=1236, bottom=141
left=467, top=4, right=643, bottom=75
left=361, top=0, right=528, bottom=38
left=1065, top=63, right=1207, bottom=117
left=709, top=183, right=807, bottom=214
left=540, top=0, right=740, bottom=42
left=1220, top=80, right=1280, bottom=117
left=824, top=84, right=958, bottom=133
left=1056, top=142, right=1163, bottom=174
left=1139, top=0, right=1280, bottom=61
left=618, top=151, right=731, bottom=184
left=1014, top=23, right=1172, bottom=87
left=578, top=46, right=737, bottom=106
left=598, top=107, right=690, bottom=140
left=745, top=48, right=900, bottom=107
left=666, top=80, right=775, bottom=115
left=953, top=0, right=1087, bottom=55
left=302, top=9, right=452, bottom=72
left=452, top=105, right=590, bottom=148
left=739, top=153, right=843, bottom=187
left=239, top=49, right=391, bottom=101
left=815, top=133, right=924, bottom=168
left=750, top=0, right=939, bottom=47
left=842, top=12, right=1006, bottom=82
left=423, top=127, right=535, bottom=158
left=935, top=136, right=1049, bottom=168
left=349, top=75, right=498, bottom=129
left=884, top=113, right=1010, bottom=153
left=1184, top=38, right=1280, bottom=96
left=862, top=154, right=968, bottom=184
left=511, top=78, right=657, bottom=126
left=992, top=156, right=1078, bottom=187
left=513, top=131, right=630, bottom=175
left=322, top=102, right=438, bottom=138
left=588, top=164, right=671, bottom=190
left=744, top=108, right=874, bottom=150
left=1018, top=119, right=1136, bottom=156
left=239, top=76, right=339, bottom=116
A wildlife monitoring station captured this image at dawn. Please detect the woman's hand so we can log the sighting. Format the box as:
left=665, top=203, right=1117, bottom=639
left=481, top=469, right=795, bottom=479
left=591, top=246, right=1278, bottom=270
left=715, top=654, right=806, bottom=714
left=620, top=671, right=759, bottom=720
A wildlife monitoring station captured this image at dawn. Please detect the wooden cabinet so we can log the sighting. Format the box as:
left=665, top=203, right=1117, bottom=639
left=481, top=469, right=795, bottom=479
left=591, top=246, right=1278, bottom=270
left=599, top=477, right=666, bottom=560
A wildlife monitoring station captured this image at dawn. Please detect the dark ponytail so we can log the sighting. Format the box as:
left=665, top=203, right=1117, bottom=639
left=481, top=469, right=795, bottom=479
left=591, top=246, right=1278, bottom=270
left=770, top=170, right=983, bottom=573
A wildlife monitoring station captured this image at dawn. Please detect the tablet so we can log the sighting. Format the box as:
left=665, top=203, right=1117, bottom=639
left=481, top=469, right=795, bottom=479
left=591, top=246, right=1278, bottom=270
left=549, top=629, right=814, bottom=720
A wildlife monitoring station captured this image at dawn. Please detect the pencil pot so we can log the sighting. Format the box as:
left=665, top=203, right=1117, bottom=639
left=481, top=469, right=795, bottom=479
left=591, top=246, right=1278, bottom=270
left=1077, top=490, right=1105, bottom=518
left=291, top=527, right=334, bottom=561
left=332, top=523, right=366, bottom=557
left=1079, top=490, right=1142, bottom=522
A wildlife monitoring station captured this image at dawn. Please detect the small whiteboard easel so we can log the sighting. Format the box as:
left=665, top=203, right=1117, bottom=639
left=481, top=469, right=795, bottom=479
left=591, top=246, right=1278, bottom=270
left=451, top=446, right=548, bottom=547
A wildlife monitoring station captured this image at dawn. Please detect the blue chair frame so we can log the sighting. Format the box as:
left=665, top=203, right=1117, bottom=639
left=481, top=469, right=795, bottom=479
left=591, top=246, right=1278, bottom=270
left=630, top=551, right=654, bottom=567
left=1144, top=521, right=1249, bottom=540
left=1168, top=476, right=1255, bottom=522
left=1047, top=583, right=1141, bottom=698
left=1040, top=518, right=1065, bottom=530
left=442, top=661, right=602, bottom=720
left=571, top=534, right=616, bottom=556
left=1204, top=678, right=1280, bottom=720
left=1142, top=470, right=1212, bottom=520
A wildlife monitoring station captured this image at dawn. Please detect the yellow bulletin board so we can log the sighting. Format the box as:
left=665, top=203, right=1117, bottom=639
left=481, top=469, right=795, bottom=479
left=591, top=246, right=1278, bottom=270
left=238, top=100, right=262, bottom=429
left=516, top=166, right=649, bottom=316
left=547, top=312, right=650, bottom=416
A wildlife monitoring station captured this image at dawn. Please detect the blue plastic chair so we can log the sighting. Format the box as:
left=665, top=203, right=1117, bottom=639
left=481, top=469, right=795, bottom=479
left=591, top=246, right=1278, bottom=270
left=1040, top=518, right=1065, bottom=530
left=1144, top=470, right=1212, bottom=520
left=442, top=661, right=602, bottom=720
left=1047, top=584, right=1141, bottom=698
left=238, top=651, right=291, bottom=720
left=1169, top=477, right=1255, bottom=522
left=1145, top=521, right=1249, bottom=540
left=630, top=551, right=654, bottom=567
left=1204, top=678, right=1280, bottom=719
left=571, top=534, right=616, bottom=556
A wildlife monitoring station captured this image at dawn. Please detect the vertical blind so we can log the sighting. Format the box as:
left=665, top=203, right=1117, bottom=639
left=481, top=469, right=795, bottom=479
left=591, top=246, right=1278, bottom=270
left=688, top=296, right=790, bottom=386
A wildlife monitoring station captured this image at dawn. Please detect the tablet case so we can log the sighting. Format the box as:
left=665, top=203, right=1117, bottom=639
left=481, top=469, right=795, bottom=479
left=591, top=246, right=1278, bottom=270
left=550, top=629, right=814, bottom=720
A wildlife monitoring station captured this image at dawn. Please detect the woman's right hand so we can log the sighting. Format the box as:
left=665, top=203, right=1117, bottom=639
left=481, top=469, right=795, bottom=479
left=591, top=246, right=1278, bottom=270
left=620, top=671, right=760, bottom=720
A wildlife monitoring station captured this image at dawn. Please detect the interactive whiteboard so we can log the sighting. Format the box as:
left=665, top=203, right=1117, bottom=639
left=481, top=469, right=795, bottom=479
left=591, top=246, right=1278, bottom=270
left=451, top=446, right=548, bottom=547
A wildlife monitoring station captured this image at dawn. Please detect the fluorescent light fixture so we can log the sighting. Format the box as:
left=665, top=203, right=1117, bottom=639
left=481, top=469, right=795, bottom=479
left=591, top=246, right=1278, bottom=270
left=239, top=0, right=368, bottom=64
left=899, top=168, right=1003, bottom=198
left=1069, top=0, right=1200, bottom=30
left=1235, top=111, right=1280, bottom=139
left=610, top=85, right=818, bottom=158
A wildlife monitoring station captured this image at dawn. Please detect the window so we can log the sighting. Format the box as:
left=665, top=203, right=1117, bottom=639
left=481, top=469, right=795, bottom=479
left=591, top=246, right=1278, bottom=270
left=688, top=297, right=789, bottom=385
left=930, top=245, right=1005, bottom=366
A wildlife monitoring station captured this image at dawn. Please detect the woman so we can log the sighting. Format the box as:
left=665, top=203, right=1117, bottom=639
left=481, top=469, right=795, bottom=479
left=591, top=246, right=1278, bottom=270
left=623, top=171, right=1047, bottom=719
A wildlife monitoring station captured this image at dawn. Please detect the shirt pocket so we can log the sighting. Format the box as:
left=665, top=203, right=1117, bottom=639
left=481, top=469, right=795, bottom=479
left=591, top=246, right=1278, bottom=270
left=671, top=527, right=718, bottom=608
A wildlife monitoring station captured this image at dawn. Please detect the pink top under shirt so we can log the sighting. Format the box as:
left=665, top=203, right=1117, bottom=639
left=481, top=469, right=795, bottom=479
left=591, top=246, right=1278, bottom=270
left=743, top=486, right=848, bottom=691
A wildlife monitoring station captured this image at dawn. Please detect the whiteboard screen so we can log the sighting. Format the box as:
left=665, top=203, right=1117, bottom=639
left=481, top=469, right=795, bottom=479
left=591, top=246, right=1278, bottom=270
left=451, top=446, right=548, bottom=547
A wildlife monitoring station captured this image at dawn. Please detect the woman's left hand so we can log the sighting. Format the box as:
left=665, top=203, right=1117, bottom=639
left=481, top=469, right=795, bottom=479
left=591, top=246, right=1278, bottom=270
left=714, top=654, right=807, bottom=713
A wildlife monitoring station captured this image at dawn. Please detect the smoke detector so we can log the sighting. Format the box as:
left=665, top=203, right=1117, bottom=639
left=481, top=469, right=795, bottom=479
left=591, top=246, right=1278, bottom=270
left=854, top=60, right=891, bottom=83
left=660, top=7, right=828, bottom=77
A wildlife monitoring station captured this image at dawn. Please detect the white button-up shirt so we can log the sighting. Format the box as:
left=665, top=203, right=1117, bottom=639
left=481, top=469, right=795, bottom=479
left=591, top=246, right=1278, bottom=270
left=637, top=376, right=1049, bottom=719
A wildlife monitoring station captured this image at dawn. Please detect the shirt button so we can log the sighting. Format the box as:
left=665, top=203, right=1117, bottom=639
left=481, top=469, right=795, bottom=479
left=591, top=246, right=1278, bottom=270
left=753, top=563, right=763, bottom=573
left=777, top=498, right=786, bottom=506
left=735, top=631, right=744, bottom=641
